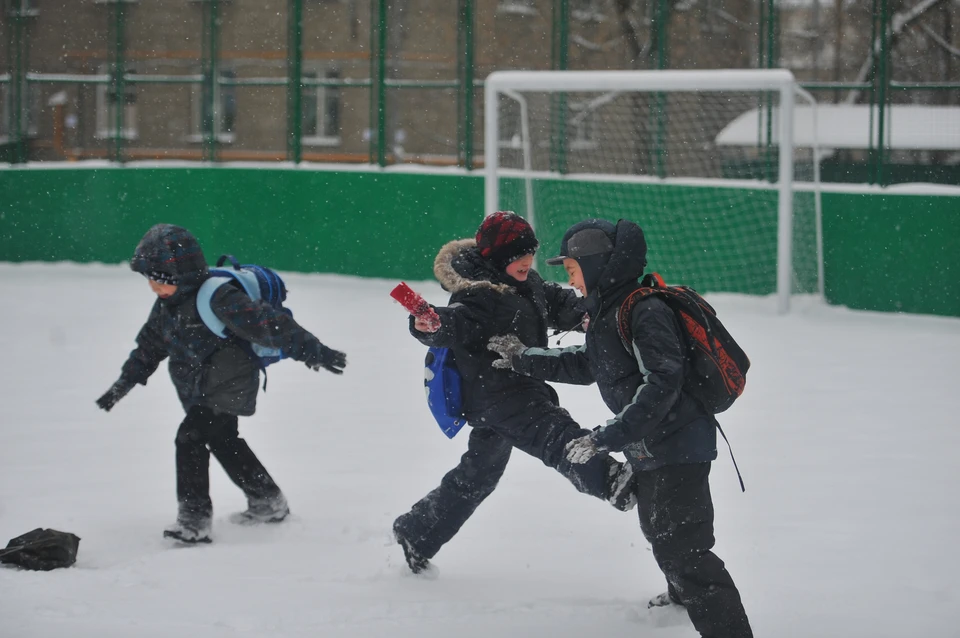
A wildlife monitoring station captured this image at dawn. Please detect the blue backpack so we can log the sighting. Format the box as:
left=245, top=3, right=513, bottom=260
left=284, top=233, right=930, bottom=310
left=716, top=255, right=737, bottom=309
left=197, top=255, right=292, bottom=369
left=424, top=347, right=466, bottom=438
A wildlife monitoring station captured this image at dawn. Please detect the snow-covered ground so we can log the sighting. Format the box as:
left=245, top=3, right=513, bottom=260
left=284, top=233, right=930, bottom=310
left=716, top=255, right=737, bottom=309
left=1, top=263, right=958, bottom=638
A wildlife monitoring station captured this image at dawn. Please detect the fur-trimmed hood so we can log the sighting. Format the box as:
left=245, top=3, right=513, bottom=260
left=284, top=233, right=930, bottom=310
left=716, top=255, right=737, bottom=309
left=433, top=238, right=515, bottom=294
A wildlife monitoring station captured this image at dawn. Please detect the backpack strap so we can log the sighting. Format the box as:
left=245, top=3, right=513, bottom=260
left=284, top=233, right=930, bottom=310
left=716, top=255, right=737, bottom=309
left=196, top=276, right=235, bottom=338
left=616, top=272, right=667, bottom=353
left=196, top=268, right=264, bottom=339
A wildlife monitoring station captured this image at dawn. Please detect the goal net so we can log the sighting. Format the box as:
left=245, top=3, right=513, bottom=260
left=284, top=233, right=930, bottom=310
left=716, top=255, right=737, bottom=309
left=483, top=69, right=822, bottom=313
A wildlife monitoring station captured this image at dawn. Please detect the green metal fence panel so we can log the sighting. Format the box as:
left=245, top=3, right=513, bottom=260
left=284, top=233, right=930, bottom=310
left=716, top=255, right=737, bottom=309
left=0, top=167, right=484, bottom=280
left=822, top=191, right=960, bottom=317
left=2, top=167, right=957, bottom=316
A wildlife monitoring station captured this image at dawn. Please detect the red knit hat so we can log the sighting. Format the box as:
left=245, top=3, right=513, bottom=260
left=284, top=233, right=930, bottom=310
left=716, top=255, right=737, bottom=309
left=475, top=211, right=539, bottom=269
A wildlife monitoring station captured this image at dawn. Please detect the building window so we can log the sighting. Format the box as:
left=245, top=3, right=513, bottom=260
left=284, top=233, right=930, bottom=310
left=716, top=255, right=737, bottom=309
left=0, top=81, right=39, bottom=141
left=302, top=68, right=341, bottom=146
left=95, top=65, right=138, bottom=140
left=189, top=69, right=236, bottom=143
left=6, top=0, right=40, bottom=16
left=572, top=0, right=606, bottom=23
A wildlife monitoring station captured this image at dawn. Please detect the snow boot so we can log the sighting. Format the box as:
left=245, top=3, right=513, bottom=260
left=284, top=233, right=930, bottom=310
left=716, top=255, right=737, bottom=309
left=229, top=494, right=290, bottom=525
left=393, top=523, right=432, bottom=575
left=648, top=590, right=685, bottom=609
left=607, top=460, right=637, bottom=512
left=163, top=518, right=212, bottom=544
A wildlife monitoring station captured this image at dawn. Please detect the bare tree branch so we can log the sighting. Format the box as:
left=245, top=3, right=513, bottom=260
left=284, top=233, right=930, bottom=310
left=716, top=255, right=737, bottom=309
left=920, top=22, right=960, bottom=58
left=613, top=0, right=646, bottom=67
left=708, top=6, right=754, bottom=32
left=845, top=0, right=949, bottom=103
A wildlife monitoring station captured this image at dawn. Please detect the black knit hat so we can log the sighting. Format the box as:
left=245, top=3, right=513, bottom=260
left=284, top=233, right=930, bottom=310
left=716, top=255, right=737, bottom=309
left=475, top=211, right=539, bottom=270
left=130, top=224, right=208, bottom=287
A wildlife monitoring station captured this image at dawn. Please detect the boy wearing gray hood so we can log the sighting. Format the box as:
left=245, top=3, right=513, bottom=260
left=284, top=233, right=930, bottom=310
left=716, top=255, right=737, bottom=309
left=489, top=219, right=752, bottom=638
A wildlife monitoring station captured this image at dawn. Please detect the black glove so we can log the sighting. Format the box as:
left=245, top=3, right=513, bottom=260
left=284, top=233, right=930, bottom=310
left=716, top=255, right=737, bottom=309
left=96, top=378, right=135, bottom=412
left=305, top=344, right=347, bottom=375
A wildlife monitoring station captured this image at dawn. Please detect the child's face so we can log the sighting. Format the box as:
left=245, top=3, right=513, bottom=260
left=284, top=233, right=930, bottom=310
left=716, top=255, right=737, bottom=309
left=148, top=278, right=179, bottom=299
left=504, top=253, right=535, bottom=282
left=563, top=258, right=587, bottom=296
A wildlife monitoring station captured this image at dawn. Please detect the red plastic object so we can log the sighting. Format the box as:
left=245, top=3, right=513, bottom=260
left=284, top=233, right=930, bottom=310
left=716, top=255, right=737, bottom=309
left=390, top=282, right=441, bottom=331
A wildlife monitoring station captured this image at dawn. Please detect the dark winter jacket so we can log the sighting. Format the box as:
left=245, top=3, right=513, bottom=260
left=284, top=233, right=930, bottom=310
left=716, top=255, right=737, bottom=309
left=121, top=224, right=329, bottom=416
left=411, top=239, right=586, bottom=420
left=512, top=220, right=718, bottom=470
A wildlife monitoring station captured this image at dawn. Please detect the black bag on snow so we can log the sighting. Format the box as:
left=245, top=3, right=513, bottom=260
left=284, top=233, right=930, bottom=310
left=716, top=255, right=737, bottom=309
left=617, top=272, right=750, bottom=414
left=0, top=528, right=81, bottom=571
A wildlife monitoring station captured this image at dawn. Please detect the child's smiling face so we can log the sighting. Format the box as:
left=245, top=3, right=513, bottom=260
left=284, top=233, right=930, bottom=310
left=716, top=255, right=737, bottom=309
left=148, top=279, right=179, bottom=299
left=504, top=253, right=535, bottom=282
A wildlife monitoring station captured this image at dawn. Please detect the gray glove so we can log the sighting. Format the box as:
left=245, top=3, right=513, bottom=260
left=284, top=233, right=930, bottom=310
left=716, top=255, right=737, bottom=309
left=564, top=433, right=606, bottom=464
left=487, top=334, right=528, bottom=370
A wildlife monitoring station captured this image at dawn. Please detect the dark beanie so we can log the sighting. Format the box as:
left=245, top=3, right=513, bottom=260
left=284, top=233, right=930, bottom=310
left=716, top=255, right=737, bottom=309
left=475, top=211, right=539, bottom=270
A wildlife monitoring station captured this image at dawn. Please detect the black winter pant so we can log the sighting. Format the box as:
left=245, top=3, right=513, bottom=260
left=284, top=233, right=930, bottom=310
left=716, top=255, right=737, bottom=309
left=394, top=399, right=613, bottom=560
left=175, top=406, right=282, bottom=523
left=635, top=462, right=752, bottom=638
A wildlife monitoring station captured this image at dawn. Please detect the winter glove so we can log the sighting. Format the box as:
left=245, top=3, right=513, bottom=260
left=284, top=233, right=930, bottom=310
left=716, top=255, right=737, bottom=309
left=487, top=334, right=528, bottom=370
left=305, top=343, right=348, bottom=375
left=564, top=433, right=606, bottom=465
left=95, top=378, right=136, bottom=412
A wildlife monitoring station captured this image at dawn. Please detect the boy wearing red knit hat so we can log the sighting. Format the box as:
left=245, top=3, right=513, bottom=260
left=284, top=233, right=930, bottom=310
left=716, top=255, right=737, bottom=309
left=392, top=212, right=636, bottom=574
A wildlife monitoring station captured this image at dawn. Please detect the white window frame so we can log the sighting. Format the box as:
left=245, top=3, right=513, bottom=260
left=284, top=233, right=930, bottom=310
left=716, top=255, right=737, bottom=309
left=95, top=64, right=138, bottom=140
left=497, top=0, right=536, bottom=16
left=187, top=68, right=236, bottom=144
left=301, top=68, right=342, bottom=147
left=571, top=0, right=605, bottom=23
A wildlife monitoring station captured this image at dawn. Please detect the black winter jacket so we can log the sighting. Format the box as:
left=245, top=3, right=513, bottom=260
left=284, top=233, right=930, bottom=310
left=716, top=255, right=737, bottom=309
left=411, top=239, right=585, bottom=419
left=512, top=221, right=718, bottom=470
left=121, top=225, right=328, bottom=416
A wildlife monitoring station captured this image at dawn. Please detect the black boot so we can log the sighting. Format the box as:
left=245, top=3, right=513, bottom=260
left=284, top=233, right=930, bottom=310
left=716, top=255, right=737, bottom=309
left=648, top=589, right=684, bottom=608
left=393, top=521, right=432, bottom=574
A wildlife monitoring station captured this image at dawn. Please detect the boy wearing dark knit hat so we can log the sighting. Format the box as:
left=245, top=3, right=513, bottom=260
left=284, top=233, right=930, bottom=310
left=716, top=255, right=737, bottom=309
left=96, top=224, right=348, bottom=544
left=392, top=212, right=637, bottom=574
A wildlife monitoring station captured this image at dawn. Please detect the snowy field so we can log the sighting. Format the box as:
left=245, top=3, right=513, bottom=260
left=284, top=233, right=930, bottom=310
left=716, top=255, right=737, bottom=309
left=1, top=262, right=959, bottom=638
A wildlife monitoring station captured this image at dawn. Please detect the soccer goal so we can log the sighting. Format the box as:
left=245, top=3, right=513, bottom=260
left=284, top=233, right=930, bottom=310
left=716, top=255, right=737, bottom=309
left=483, top=69, right=822, bottom=313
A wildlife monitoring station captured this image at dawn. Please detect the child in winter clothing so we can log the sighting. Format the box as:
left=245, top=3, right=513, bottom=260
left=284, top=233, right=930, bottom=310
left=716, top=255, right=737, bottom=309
left=392, top=212, right=636, bottom=574
left=96, top=224, right=347, bottom=544
left=488, top=218, right=752, bottom=638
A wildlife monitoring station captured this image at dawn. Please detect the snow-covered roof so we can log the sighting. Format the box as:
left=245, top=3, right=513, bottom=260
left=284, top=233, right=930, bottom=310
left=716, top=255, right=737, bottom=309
left=715, top=104, right=960, bottom=150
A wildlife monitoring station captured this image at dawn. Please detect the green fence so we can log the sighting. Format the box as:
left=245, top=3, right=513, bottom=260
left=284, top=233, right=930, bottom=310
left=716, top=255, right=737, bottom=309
left=3, top=0, right=957, bottom=184
left=0, top=167, right=481, bottom=280
left=1, top=166, right=957, bottom=317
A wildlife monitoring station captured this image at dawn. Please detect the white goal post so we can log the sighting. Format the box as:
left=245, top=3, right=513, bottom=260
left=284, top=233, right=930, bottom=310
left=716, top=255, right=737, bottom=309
left=484, top=69, right=808, bottom=314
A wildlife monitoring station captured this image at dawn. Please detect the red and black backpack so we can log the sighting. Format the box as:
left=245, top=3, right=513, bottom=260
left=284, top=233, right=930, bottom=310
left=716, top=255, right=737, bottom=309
left=617, top=273, right=750, bottom=415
